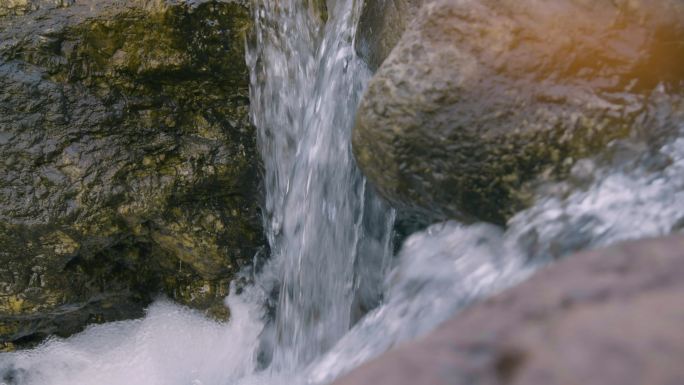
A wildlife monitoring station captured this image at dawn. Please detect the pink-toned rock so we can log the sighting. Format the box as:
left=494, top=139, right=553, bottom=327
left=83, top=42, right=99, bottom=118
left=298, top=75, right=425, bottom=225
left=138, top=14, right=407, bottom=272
left=333, top=235, right=684, bottom=385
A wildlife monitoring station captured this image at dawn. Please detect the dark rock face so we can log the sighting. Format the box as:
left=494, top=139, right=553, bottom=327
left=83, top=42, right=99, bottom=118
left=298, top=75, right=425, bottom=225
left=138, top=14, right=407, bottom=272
left=353, top=0, right=684, bottom=224
left=0, top=0, right=263, bottom=347
left=355, top=0, right=423, bottom=71
left=333, top=234, right=684, bottom=385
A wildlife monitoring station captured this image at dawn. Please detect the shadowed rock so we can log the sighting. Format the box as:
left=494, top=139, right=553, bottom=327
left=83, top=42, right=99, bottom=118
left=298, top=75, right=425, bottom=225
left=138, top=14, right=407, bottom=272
left=355, top=0, right=423, bottom=71
left=0, top=0, right=263, bottom=347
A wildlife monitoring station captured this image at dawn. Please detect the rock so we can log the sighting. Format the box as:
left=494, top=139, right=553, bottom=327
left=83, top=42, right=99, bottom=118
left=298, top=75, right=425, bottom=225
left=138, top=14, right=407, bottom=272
left=0, top=0, right=264, bottom=346
left=333, top=234, right=684, bottom=385
left=355, top=0, right=423, bottom=71
left=353, top=0, right=684, bottom=224
left=0, top=0, right=73, bottom=17
left=312, top=0, right=327, bottom=23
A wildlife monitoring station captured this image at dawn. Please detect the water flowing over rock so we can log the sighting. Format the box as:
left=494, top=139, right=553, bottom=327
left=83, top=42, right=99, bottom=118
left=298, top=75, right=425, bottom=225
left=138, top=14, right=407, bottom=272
left=0, top=0, right=263, bottom=347
left=307, top=116, right=684, bottom=382
left=0, top=0, right=683, bottom=384
left=353, top=0, right=684, bottom=224
left=247, top=0, right=395, bottom=370
left=332, top=234, right=684, bottom=385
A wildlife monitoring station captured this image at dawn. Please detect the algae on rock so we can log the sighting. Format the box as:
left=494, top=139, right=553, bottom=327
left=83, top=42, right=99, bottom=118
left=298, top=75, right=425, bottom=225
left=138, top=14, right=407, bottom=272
left=0, top=0, right=264, bottom=346
left=0, top=0, right=73, bottom=17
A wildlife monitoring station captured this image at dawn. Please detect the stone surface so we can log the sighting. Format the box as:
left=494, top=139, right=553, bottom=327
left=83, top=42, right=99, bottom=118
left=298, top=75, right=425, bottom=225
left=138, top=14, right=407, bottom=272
left=0, top=0, right=263, bottom=346
left=355, top=0, right=423, bottom=71
left=0, top=0, right=73, bottom=17
left=353, top=0, right=684, bottom=224
left=333, top=234, right=684, bottom=385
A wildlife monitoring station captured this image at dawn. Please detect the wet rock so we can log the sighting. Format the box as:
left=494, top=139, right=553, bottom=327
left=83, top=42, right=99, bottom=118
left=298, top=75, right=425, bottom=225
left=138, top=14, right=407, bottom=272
left=0, top=0, right=263, bottom=346
left=0, top=0, right=73, bottom=17
left=312, top=0, right=328, bottom=23
left=355, top=0, right=423, bottom=71
left=353, top=0, right=684, bottom=224
left=333, top=234, right=684, bottom=385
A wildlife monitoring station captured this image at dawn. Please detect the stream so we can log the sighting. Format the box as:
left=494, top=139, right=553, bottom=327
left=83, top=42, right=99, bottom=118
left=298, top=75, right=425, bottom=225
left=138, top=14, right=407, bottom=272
left=1, top=1, right=683, bottom=384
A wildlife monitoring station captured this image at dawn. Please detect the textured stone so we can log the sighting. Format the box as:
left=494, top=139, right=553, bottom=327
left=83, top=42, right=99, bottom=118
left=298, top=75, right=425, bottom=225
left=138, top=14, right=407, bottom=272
left=355, top=0, right=423, bottom=71
left=0, top=0, right=73, bottom=17
left=0, top=0, right=263, bottom=346
left=353, top=0, right=684, bottom=224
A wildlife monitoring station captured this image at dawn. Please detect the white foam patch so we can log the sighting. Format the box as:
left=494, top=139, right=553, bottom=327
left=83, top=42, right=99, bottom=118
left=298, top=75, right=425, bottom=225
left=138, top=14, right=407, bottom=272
left=0, top=289, right=266, bottom=385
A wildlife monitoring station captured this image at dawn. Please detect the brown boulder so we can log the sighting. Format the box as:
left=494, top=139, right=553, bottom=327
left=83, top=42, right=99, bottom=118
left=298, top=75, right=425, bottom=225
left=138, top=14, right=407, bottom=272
left=353, top=0, right=684, bottom=224
left=333, top=234, right=684, bottom=385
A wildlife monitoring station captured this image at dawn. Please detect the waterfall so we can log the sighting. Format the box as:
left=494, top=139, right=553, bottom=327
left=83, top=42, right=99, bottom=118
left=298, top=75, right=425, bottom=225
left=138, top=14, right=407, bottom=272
left=246, top=0, right=394, bottom=370
left=1, top=1, right=683, bottom=385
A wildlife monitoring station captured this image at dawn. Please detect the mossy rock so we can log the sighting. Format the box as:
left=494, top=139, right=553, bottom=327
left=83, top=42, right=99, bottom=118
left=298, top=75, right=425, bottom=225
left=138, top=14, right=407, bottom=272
left=0, top=0, right=264, bottom=346
left=0, top=0, right=73, bottom=17
left=353, top=0, right=684, bottom=224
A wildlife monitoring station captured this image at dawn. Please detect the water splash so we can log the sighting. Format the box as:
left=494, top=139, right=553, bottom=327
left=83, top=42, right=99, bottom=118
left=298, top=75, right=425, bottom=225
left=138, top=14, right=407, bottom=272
left=306, top=126, right=684, bottom=384
left=306, top=221, right=532, bottom=384
left=0, top=287, right=266, bottom=385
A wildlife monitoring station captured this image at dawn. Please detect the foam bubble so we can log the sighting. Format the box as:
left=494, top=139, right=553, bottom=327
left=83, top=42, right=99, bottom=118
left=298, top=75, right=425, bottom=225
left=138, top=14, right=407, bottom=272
left=0, top=288, right=266, bottom=385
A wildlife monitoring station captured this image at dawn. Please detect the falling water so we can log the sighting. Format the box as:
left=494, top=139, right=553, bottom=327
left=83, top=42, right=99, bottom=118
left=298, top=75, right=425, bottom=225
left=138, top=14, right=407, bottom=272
left=1, top=1, right=684, bottom=385
left=246, top=0, right=394, bottom=370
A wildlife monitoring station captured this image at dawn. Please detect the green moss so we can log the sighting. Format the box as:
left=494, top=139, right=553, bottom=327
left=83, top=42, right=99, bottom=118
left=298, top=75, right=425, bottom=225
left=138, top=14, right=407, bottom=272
left=0, top=341, right=16, bottom=352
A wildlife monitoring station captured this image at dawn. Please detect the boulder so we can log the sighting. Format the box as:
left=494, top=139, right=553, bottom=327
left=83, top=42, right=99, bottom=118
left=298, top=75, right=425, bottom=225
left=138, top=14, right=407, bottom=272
left=353, top=0, right=684, bottom=224
left=0, top=0, right=263, bottom=347
left=355, top=0, right=423, bottom=71
left=333, top=234, right=684, bottom=385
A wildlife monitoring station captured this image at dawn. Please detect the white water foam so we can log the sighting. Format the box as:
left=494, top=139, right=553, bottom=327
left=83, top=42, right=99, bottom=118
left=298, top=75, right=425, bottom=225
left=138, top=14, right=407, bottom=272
left=0, top=287, right=266, bottom=385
